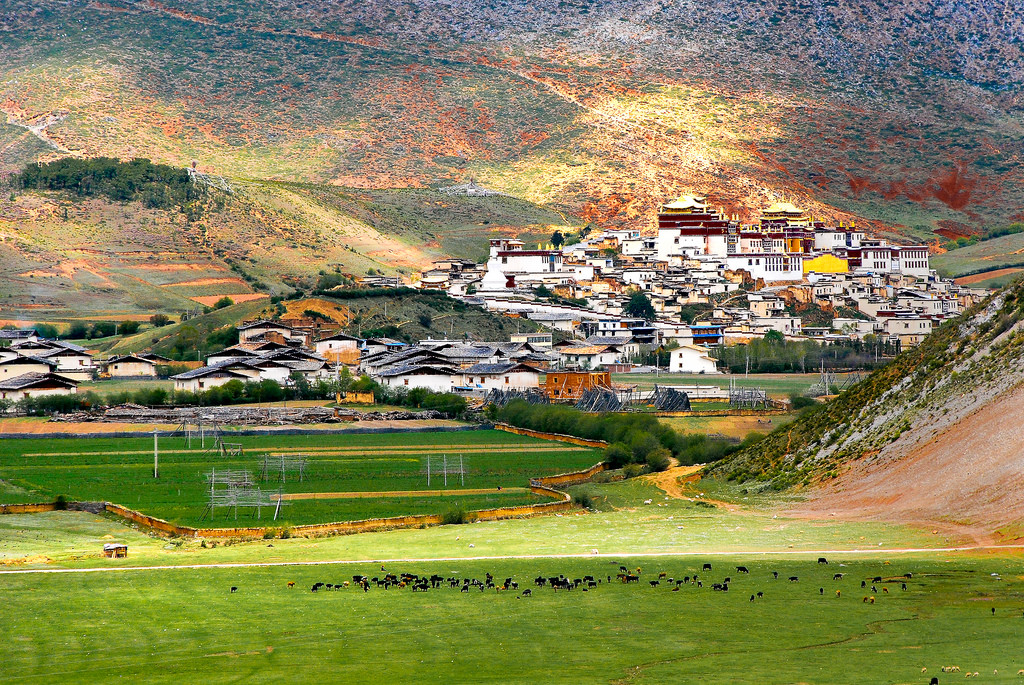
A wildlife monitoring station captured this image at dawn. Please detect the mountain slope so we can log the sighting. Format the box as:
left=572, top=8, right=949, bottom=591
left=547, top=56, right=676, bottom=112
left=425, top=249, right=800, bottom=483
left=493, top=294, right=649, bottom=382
left=2, top=0, right=1021, bottom=240
left=0, top=183, right=570, bottom=319
left=713, top=279, right=1024, bottom=537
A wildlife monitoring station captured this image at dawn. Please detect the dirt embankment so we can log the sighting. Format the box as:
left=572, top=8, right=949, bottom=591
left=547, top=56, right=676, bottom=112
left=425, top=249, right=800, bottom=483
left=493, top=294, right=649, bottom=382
left=788, top=385, right=1024, bottom=544
left=643, top=460, right=741, bottom=511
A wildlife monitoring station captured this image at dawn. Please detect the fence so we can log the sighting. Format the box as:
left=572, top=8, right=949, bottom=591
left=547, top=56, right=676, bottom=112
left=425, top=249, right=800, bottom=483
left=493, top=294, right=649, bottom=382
left=492, top=423, right=609, bottom=449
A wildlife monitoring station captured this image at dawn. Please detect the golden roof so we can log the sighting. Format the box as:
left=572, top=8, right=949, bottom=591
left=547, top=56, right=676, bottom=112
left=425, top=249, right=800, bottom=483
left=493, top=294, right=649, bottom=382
left=661, top=194, right=707, bottom=212
left=764, top=201, right=805, bottom=216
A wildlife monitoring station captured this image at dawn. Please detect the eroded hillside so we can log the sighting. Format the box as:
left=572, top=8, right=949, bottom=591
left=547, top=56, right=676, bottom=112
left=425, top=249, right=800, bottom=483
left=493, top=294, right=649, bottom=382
left=713, top=279, right=1024, bottom=538
left=2, top=0, right=1021, bottom=239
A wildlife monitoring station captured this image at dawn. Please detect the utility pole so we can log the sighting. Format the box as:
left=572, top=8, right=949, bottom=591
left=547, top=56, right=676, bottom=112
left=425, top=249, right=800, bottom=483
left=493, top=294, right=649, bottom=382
left=153, top=430, right=159, bottom=478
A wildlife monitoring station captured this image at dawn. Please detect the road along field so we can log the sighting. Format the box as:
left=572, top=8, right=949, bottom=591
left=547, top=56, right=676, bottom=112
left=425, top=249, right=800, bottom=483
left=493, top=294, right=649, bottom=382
left=0, top=430, right=601, bottom=527
left=1, top=551, right=1022, bottom=684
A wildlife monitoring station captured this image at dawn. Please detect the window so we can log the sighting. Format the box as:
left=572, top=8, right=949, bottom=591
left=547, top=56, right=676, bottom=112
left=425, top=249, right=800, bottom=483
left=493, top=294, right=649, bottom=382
left=404, top=379, right=409, bottom=386
left=199, top=381, right=205, bottom=389
left=505, top=377, right=510, bottom=384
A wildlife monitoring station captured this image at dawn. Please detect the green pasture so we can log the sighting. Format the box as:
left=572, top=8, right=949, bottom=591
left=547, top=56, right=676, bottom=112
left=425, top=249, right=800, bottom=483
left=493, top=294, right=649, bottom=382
left=2, top=552, right=1022, bottom=684
left=932, top=232, right=1024, bottom=277
left=0, top=430, right=599, bottom=527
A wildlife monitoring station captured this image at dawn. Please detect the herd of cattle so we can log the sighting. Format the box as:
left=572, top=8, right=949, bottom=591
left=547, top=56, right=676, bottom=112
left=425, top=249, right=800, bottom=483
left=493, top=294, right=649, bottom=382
left=233, top=557, right=920, bottom=605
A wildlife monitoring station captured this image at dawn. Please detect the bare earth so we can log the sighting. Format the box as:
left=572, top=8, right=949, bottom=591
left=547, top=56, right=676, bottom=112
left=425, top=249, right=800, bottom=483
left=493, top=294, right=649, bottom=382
left=788, top=386, right=1024, bottom=545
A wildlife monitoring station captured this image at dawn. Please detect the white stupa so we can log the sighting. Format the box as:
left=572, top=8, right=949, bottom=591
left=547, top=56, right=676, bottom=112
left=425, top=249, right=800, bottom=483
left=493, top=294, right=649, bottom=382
left=478, top=257, right=510, bottom=294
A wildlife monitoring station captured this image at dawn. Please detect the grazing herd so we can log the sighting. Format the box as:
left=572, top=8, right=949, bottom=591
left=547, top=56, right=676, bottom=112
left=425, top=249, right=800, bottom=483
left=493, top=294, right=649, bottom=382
left=223, top=557, right=921, bottom=611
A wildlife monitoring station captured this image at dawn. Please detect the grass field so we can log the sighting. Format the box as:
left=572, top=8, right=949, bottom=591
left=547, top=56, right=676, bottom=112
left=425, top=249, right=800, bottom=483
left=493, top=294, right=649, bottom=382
left=657, top=412, right=800, bottom=439
left=2, top=550, right=1022, bottom=683
left=0, top=430, right=599, bottom=527
left=932, top=233, right=1024, bottom=277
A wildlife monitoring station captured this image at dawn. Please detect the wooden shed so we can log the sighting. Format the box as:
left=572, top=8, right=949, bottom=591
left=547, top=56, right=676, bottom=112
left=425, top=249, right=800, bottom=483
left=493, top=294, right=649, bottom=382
left=103, top=543, right=128, bottom=558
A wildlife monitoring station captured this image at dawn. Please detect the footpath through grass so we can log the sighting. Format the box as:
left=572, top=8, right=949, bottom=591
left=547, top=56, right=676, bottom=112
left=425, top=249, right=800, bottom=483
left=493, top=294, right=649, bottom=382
left=0, top=430, right=599, bottom=527
left=2, top=552, right=1022, bottom=684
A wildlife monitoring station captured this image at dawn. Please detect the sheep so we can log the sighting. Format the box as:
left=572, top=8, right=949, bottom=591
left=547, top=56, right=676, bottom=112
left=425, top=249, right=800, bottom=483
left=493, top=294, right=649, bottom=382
left=643, top=499, right=653, bottom=505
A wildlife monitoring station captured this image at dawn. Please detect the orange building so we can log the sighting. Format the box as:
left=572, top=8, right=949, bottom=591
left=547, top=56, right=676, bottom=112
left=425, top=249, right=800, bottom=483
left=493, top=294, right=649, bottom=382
left=545, top=371, right=612, bottom=402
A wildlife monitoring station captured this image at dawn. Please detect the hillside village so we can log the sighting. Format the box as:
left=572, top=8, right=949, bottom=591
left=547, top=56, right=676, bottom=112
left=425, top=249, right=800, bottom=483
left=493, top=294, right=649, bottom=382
left=420, top=195, right=984, bottom=353
left=0, top=194, right=992, bottom=408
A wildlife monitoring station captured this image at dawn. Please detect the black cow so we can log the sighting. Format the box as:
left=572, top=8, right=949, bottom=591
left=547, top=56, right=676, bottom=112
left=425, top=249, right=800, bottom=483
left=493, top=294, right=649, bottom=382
left=788, top=576, right=799, bottom=582
left=833, top=573, right=844, bottom=580
left=522, top=589, right=532, bottom=597
left=736, top=566, right=749, bottom=574
left=702, top=563, right=712, bottom=571
left=817, top=557, right=828, bottom=565
left=771, top=571, right=779, bottom=579
left=230, top=586, right=238, bottom=593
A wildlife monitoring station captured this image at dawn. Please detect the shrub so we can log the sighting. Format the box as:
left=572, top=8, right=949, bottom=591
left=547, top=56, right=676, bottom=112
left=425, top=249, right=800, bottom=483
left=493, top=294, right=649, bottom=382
left=790, top=394, right=817, bottom=410
left=213, top=296, right=234, bottom=310
left=149, top=313, right=171, bottom=327
left=622, top=463, right=646, bottom=479
left=571, top=491, right=594, bottom=509
left=53, top=495, right=68, bottom=510
left=645, top=447, right=672, bottom=472
left=441, top=508, right=468, bottom=525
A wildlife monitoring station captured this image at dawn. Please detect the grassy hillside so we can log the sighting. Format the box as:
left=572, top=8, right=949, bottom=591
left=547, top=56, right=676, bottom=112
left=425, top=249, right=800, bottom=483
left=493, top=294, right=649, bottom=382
left=711, top=277, right=1024, bottom=489
left=0, top=181, right=572, bottom=318
left=932, top=232, right=1024, bottom=278
left=1, top=0, right=1021, bottom=241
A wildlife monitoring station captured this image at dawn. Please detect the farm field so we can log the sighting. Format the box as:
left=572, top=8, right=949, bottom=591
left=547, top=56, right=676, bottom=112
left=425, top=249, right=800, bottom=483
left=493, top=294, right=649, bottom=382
left=612, top=372, right=847, bottom=399
left=77, top=378, right=175, bottom=395
left=932, top=233, right=1024, bottom=278
left=657, top=412, right=800, bottom=439
left=0, top=430, right=600, bottom=527
left=1, top=550, right=1022, bottom=683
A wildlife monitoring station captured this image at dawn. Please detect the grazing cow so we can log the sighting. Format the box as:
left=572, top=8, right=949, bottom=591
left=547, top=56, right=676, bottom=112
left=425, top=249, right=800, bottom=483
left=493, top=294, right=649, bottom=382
left=736, top=566, right=749, bottom=574
left=619, top=565, right=628, bottom=572
left=672, top=586, right=679, bottom=592
left=230, top=586, right=238, bottom=593
left=750, top=594, right=755, bottom=602
left=904, top=573, right=913, bottom=579
left=930, top=679, right=938, bottom=685
left=724, top=577, right=732, bottom=584
left=625, top=574, right=640, bottom=584
left=756, top=591, right=763, bottom=598
left=871, top=585, right=877, bottom=593
left=522, top=589, right=532, bottom=597
left=992, top=607, right=996, bottom=615
left=287, top=581, right=295, bottom=588
left=817, top=557, right=828, bottom=565
left=588, top=581, right=597, bottom=588
left=819, top=588, right=824, bottom=595
left=833, top=573, right=844, bottom=580
left=311, top=584, right=319, bottom=593
left=788, top=576, right=799, bottom=582
left=649, top=580, right=660, bottom=588
left=901, top=583, right=907, bottom=591
left=771, top=571, right=779, bottom=580
left=658, top=572, right=667, bottom=579
left=836, top=590, right=841, bottom=598
left=461, top=585, right=469, bottom=593
left=703, top=563, right=712, bottom=571
left=872, top=576, right=882, bottom=583
left=861, top=580, right=867, bottom=588
left=883, top=587, right=889, bottom=594
left=696, top=581, right=702, bottom=588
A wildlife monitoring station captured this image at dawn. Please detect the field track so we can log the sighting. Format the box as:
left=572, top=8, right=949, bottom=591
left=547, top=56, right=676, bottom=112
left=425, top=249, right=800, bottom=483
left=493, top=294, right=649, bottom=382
left=1, top=544, right=1020, bottom=575
left=278, top=488, right=531, bottom=500
left=23, top=444, right=586, bottom=458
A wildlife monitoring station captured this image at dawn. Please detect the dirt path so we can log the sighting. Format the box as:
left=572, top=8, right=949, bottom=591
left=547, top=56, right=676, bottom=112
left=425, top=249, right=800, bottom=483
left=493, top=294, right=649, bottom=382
left=643, top=460, right=742, bottom=511
left=954, top=268, right=1024, bottom=285
left=279, top=488, right=530, bottom=500
left=2, top=544, right=1022, bottom=575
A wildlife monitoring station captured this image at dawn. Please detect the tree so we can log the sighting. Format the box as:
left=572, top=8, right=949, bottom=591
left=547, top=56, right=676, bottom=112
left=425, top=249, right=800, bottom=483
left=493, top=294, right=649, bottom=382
left=119, top=320, right=140, bottom=336
left=149, top=313, right=171, bottom=327
left=551, top=230, right=565, bottom=248
left=535, top=284, right=554, bottom=299
left=213, top=296, right=234, bottom=309
left=33, top=323, right=59, bottom=339
left=67, top=322, right=89, bottom=339
left=624, top=291, right=655, bottom=320
left=763, top=329, right=785, bottom=345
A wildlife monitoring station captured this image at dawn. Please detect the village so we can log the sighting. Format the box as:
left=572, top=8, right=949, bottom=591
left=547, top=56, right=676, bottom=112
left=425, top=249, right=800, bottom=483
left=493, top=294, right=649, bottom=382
left=0, top=194, right=989, bottom=410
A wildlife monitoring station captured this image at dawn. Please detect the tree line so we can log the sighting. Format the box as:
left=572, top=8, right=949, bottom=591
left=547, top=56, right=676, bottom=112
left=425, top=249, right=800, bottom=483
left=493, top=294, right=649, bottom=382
left=711, top=334, right=900, bottom=373
left=491, top=400, right=761, bottom=474
left=16, top=157, right=204, bottom=213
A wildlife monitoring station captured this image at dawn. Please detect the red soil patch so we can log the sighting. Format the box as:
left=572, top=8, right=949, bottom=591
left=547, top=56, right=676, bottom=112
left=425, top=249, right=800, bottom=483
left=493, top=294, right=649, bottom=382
left=190, top=293, right=269, bottom=306
left=163, top=277, right=248, bottom=288
left=788, top=386, right=1024, bottom=544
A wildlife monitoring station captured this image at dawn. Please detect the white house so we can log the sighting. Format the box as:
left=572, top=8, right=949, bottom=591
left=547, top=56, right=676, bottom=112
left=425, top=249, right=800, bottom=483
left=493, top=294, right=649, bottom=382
left=459, top=362, right=540, bottom=392
left=314, top=332, right=362, bottom=360
left=559, top=344, right=624, bottom=369
left=171, top=367, right=253, bottom=393
left=106, top=354, right=159, bottom=378
left=0, top=372, right=78, bottom=404
left=668, top=345, right=720, bottom=374
left=377, top=363, right=459, bottom=392
left=0, top=356, right=57, bottom=380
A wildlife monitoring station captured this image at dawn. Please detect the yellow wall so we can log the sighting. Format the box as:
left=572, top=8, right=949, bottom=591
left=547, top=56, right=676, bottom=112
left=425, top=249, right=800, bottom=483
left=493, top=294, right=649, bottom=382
left=803, top=254, right=849, bottom=274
